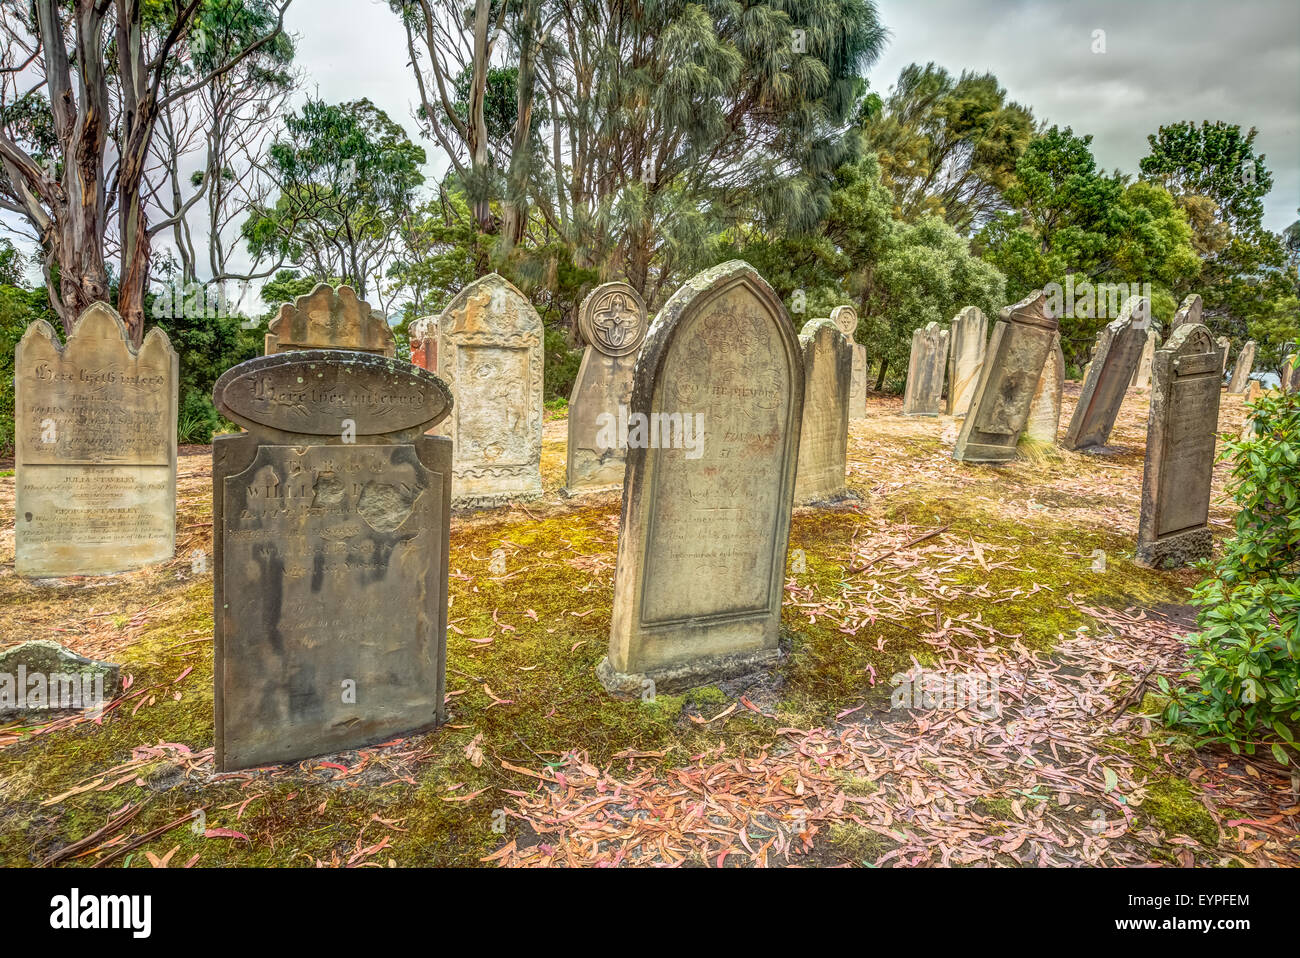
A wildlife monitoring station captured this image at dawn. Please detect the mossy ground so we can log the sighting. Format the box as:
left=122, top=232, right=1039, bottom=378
left=0, top=386, right=1262, bottom=866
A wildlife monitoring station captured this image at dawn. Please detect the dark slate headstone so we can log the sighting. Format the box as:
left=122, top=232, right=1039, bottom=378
left=1064, top=295, right=1150, bottom=452
left=953, top=291, right=1059, bottom=463
left=212, top=351, right=453, bottom=770
left=1136, top=323, right=1226, bottom=568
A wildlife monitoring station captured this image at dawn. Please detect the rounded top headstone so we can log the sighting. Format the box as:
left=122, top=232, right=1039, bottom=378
left=830, top=305, right=859, bottom=340
left=578, top=282, right=647, bottom=357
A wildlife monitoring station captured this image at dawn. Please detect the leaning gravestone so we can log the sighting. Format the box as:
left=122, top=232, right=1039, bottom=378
left=1217, top=337, right=1232, bottom=375
left=1227, top=340, right=1257, bottom=394
left=264, top=283, right=396, bottom=357
left=212, top=351, right=453, bottom=770
left=408, top=315, right=437, bottom=372
left=600, top=261, right=803, bottom=696
left=1131, top=329, right=1159, bottom=389
left=15, top=303, right=177, bottom=576
left=1064, top=296, right=1151, bottom=452
left=1170, top=293, right=1202, bottom=331
left=946, top=306, right=988, bottom=417
left=1136, top=323, right=1226, bottom=568
left=794, top=319, right=852, bottom=505
left=566, top=282, right=647, bottom=495
left=902, top=322, right=949, bottom=416
left=953, top=291, right=1059, bottom=463
left=1024, top=333, right=1064, bottom=443
left=830, top=305, right=867, bottom=420
left=434, top=274, right=544, bottom=506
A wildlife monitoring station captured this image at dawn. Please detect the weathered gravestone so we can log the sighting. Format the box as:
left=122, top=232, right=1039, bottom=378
left=566, top=282, right=647, bottom=495
left=953, top=291, right=1059, bottom=463
left=599, top=261, right=803, bottom=696
left=1024, top=333, right=1064, bottom=443
left=264, top=283, right=396, bottom=357
left=946, top=306, right=988, bottom=417
left=1131, top=329, right=1159, bottom=389
left=0, top=640, right=122, bottom=719
left=901, top=322, right=949, bottom=416
left=408, top=315, right=437, bottom=372
left=1282, top=344, right=1300, bottom=394
left=1170, top=293, right=1202, bottom=331
left=212, top=351, right=453, bottom=770
left=1227, top=340, right=1257, bottom=394
left=1064, top=296, right=1151, bottom=452
left=433, top=274, right=544, bottom=506
left=795, top=319, right=852, bottom=505
left=1136, top=323, right=1225, bottom=568
left=15, top=303, right=177, bottom=576
left=830, top=305, right=868, bottom=420
left=1216, top=337, right=1232, bottom=375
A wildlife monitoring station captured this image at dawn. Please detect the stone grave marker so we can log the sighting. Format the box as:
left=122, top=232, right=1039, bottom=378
left=212, top=350, right=453, bottom=770
left=600, top=261, right=803, bottom=697
left=794, top=318, right=852, bottom=505
left=1170, top=293, right=1202, bottom=330
left=902, top=321, right=949, bottom=416
left=1136, top=323, right=1225, bottom=568
left=433, top=274, right=544, bottom=506
left=264, top=283, right=395, bottom=357
left=1216, top=337, right=1231, bottom=375
left=15, top=303, right=178, bottom=576
left=408, top=315, right=437, bottom=372
left=566, top=282, right=647, bottom=495
left=953, top=291, right=1059, bottom=463
left=1025, top=332, right=1064, bottom=443
left=946, top=306, right=988, bottom=417
left=1227, top=340, right=1257, bottom=394
left=1064, top=295, right=1151, bottom=451
left=1131, top=328, right=1159, bottom=389
left=830, top=305, right=867, bottom=420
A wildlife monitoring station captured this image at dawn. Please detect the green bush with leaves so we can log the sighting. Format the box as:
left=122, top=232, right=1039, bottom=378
left=1166, top=389, right=1300, bottom=764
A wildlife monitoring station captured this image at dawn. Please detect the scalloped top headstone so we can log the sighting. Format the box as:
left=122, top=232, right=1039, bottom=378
left=946, top=306, right=988, bottom=417
left=15, top=303, right=177, bottom=576
left=566, top=282, right=648, bottom=495
left=599, top=261, right=803, bottom=697
left=795, top=318, right=852, bottom=504
left=265, top=283, right=396, bottom=357
left=432, top=273, right=544, bottom=506
left=211, top=350, right=453, bottom=770
left=830, top=305, right=867, bottom=420
left=1136, top=323, right=1225, bottom=568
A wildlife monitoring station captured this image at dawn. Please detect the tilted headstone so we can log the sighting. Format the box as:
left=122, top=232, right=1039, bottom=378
left=600, top=261, right=803, bottom=696
left=1227, top=340, right=1256, bottom=394
left=1064, top=296, right=1151, bottom=451
left=264, top=283, right=396, bottom=357
left=953, top=291, right=1058, bottom=463
left=1136, top=323, right=1225, bottom=568
left=433, top=274, right=544, bottom=506
left=566, top=282, right=647, bottom=495
left=1216, top=337, right=1231, bottom=375
left=15, top=303, right=177, bottom=576
left=901, top=322, right=949, bottom=416
left=946, top=306, right=988, bottom=417
left=1130, top=328, right=1159, bottom=389
left=212, top=351, right=453, bottom=770
left=408, top=315, right=437, bottom=372
left=795, top=319, right=852, bottom=505
left=1279, top=343, right=1299, bottom=394
left=1170, top=293, right=1202, bottom=330
left=830, top=305, right=867, bottom=420
left=1024, top=332, right=1064, bottom=443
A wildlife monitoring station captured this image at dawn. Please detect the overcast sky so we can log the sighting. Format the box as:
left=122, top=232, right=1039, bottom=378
left=4, top=0, right=1298, bottom=291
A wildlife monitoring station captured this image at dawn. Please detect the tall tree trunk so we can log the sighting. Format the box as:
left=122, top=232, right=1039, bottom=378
left=467, top=0, right=494, bottom=233
left=500, top=0, right=540, bottom=249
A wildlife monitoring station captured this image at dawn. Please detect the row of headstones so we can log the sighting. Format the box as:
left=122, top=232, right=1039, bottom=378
left=899, top=291, right=1235, bottom=570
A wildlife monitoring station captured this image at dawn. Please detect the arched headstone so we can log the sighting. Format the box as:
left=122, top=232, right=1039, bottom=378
left=795, top=319, right=852, bottom=504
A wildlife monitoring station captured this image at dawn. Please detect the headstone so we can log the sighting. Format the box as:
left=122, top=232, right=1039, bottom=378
left=1064, top=296, right=1151, bottom=451
left=1244, top=380, right=1262, bottom=402
left=0, top=640, right=122, bottom=720
left=1135, top=328, right=1160, bottom=389
left=1170, top=293, right=1202, bottom=330
left=1024, top=333, right=1064, bottom=443
left=1227, top=340, right=1256, bottom=394
left=565, top=282, right=647, bottom=495
left=264, top=283, right=396, bottom=357
left=946, top=306, right=988, bottom=417
left=794, top=318, right=852, bottom=504
left=212, top=350, right=453, bottom=770
left=1280, top=343, right=1299, bottom=393
left=831, top=305, right=867, bottom=420
left=408, top=315, right=437, bottom=372
left=1216, top=337, right=1231, bottom=375
left=901, top=322, right=949, bottom=416
left=953, top=291, right=1059, bottom=463
left=433, top=274, right=544, bottom=506
left=15, top=303, right=177, bottom=576
left=1136, top=323, right=1225, bottom=568
left=599, top=261, right=803, bottom=697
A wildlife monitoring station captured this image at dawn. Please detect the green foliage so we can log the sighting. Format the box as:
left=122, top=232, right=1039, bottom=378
left=543, top=325, right=582, bottom=404
left=1169, top=390, right=1300, bottom=764
left=0, top=284, right=57, bottom=457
